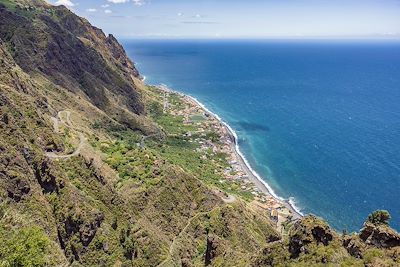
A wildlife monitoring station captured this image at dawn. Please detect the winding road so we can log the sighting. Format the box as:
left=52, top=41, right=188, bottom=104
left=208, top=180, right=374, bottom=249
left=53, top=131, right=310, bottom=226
left=139, top=133, right=161, bottom=148
left=46, top=111, right=86, bottom=159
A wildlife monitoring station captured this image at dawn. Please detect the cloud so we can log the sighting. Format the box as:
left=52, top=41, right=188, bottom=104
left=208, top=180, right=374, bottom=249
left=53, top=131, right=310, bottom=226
left=107, top=0, right=129, bottom=3
left=54, top=0, right=75, bottom=7
left=177, top=12, right=184, bottom=17
left=101, top=4, right=110, bottom=8
left=132, top=0, right=145, bottom=6
left=86, top=8, right=97, bottom=12
left=106, top=0, right=146, bottom=6
left=105, top=9, right=113, bottom=14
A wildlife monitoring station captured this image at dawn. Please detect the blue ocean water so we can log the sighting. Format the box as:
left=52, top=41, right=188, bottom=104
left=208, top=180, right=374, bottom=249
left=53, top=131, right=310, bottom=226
left=122, top=39, right=400, bottom=232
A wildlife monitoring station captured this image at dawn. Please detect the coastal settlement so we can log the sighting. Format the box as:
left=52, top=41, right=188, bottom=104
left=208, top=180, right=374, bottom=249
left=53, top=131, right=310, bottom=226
left=156, top=85, right=302, bottom=232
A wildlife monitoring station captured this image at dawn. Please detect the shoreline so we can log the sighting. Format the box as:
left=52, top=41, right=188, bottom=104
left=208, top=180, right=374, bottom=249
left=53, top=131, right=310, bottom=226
left=157, top=84, right=303, bottom=220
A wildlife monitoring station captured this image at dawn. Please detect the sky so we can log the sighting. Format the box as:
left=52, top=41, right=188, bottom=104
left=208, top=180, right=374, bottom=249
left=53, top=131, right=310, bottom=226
left=48, top=0, right=400, bottom=39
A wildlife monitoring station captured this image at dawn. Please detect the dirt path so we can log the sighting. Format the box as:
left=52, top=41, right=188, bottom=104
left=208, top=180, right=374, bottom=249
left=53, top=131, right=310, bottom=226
left=50, top=117, right=60, bottom=133
left=46, top=110, right=85, bottom=159
left=140, top=133, right=161, bottom=148
left=59, top=111, right=73, bottom=128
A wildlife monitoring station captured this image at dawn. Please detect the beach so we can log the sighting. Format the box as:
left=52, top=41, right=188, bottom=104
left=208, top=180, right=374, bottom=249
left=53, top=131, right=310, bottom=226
left=157, top=84, right=303, bottom=228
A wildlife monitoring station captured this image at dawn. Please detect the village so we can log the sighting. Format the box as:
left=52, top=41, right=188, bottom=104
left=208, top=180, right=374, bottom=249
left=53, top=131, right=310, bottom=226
left=159, top=85, right=299, bottom=232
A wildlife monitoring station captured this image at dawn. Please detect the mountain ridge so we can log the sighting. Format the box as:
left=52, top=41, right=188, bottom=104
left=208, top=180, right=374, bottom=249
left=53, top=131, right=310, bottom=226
left=0, top=0, right=158, bottom=134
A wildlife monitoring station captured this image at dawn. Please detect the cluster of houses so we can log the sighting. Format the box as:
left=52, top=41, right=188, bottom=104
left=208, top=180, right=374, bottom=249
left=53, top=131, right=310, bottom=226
left=161, top=88, right=296, bottom=229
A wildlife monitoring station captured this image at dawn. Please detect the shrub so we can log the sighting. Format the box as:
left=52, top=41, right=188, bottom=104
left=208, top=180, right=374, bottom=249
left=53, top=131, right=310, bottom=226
left=366, top=210, right=391, bottom=226
left=0, top=226, right=50, bottom=267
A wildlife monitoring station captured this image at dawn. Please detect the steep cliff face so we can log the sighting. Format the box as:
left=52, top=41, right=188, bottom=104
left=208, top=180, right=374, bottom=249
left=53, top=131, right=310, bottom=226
left=0, top=0, right=148, bottom=131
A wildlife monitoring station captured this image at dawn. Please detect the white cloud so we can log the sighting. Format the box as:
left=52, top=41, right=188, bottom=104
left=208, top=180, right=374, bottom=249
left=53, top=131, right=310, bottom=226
left=132, top=0, right=145, bottom=6
left=104, top=9, right=112, bottom=14
left=107, top=0, right=129, bottom=3
left=106, top=0, right=146, bottom=6
left=101, top=4, right=110, bottom=8
left=177, top=12, right=183, bottom=17
left=86, top=8, right=97, bottom=12
left=195, top=14, right=202, bottom=18
left=54, top=0, right=75, bottom=7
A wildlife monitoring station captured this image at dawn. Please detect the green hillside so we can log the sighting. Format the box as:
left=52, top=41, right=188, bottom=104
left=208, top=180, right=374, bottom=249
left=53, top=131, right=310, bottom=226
left=0, top=1, right=398, bottom=266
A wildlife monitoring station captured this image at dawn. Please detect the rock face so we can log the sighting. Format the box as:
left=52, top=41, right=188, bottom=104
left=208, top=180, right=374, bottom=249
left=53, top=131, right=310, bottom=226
left=204, top=234, right=220, bottom=265
left=288, top=215, right=334, bottom=258
left=360, top=223, right=400, bottom=248
left=343, top=236, right=364, bottom=258
left=6, top=176, right=30, bottom=202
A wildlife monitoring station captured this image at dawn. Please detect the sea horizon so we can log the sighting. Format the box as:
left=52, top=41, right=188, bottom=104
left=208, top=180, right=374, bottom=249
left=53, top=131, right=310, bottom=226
left=123, top=39, right=400, bottom=232
left=120, top=37, right=400, bottom=42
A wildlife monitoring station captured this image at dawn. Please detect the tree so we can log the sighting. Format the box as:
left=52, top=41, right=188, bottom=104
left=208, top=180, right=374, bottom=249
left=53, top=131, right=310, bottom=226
left=0, top=226, right=50, bottom=267
left=366, top=210, right=391, bottom=226
left=148, top=102, right=163, bottom=118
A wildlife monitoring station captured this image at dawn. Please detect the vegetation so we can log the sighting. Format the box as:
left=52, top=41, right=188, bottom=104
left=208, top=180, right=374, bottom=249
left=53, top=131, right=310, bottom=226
left=367, top=210, right=391, bottom=226
left=0, top=1, right=398, bottom=266
left=0, top=226, right=51, bottom=267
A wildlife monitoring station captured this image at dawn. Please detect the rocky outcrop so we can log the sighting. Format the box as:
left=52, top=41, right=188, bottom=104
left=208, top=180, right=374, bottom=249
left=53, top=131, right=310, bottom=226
left=56, top=205, right=104, bottom=261
left=360, top=223, right=400, bottom=248
left=204, top=234, right=221, bottom=265
left=32, top=158, right=65, bottom=194
left=6, top=176, right=30, bottom=202
left=106, top=34, right=140, bottom=77
left=343, top=236, right=364, bottom=258
left=288, top=215, right=334, bottom=258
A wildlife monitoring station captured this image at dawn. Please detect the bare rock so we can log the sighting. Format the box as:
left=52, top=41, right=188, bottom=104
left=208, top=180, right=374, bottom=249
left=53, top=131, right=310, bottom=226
left=360, top=223, right=400, bottom=248
left=288, top=215, right=334, bottom=258
left=204, top=234, right=221, bottom=265
left=343, top=235, right=364, bottom=258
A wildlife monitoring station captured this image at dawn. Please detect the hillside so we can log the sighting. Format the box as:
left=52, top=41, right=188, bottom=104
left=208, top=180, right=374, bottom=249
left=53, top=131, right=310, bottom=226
left=0, top=0, right=399, bottom=266
left=0, top=0, right=157, bottom=133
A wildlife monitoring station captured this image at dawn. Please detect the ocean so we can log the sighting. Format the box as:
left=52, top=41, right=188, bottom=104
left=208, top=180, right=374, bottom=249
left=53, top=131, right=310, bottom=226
left=122, top=39, right=400, bottom=232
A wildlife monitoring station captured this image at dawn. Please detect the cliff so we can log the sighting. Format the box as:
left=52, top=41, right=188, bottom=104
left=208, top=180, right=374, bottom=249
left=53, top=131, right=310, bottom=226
left=0, top=0, right=398, bottom=266
left=0, top=0, right=155, bottom=132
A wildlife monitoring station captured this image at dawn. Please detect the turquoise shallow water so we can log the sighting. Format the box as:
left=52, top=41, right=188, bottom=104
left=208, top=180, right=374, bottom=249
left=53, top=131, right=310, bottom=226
left=123, top=39, right=400, bottom=231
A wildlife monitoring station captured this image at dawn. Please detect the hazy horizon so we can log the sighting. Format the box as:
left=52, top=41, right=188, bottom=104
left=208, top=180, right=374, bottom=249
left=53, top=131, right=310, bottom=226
left=48, top=0, right=400, bottom=40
